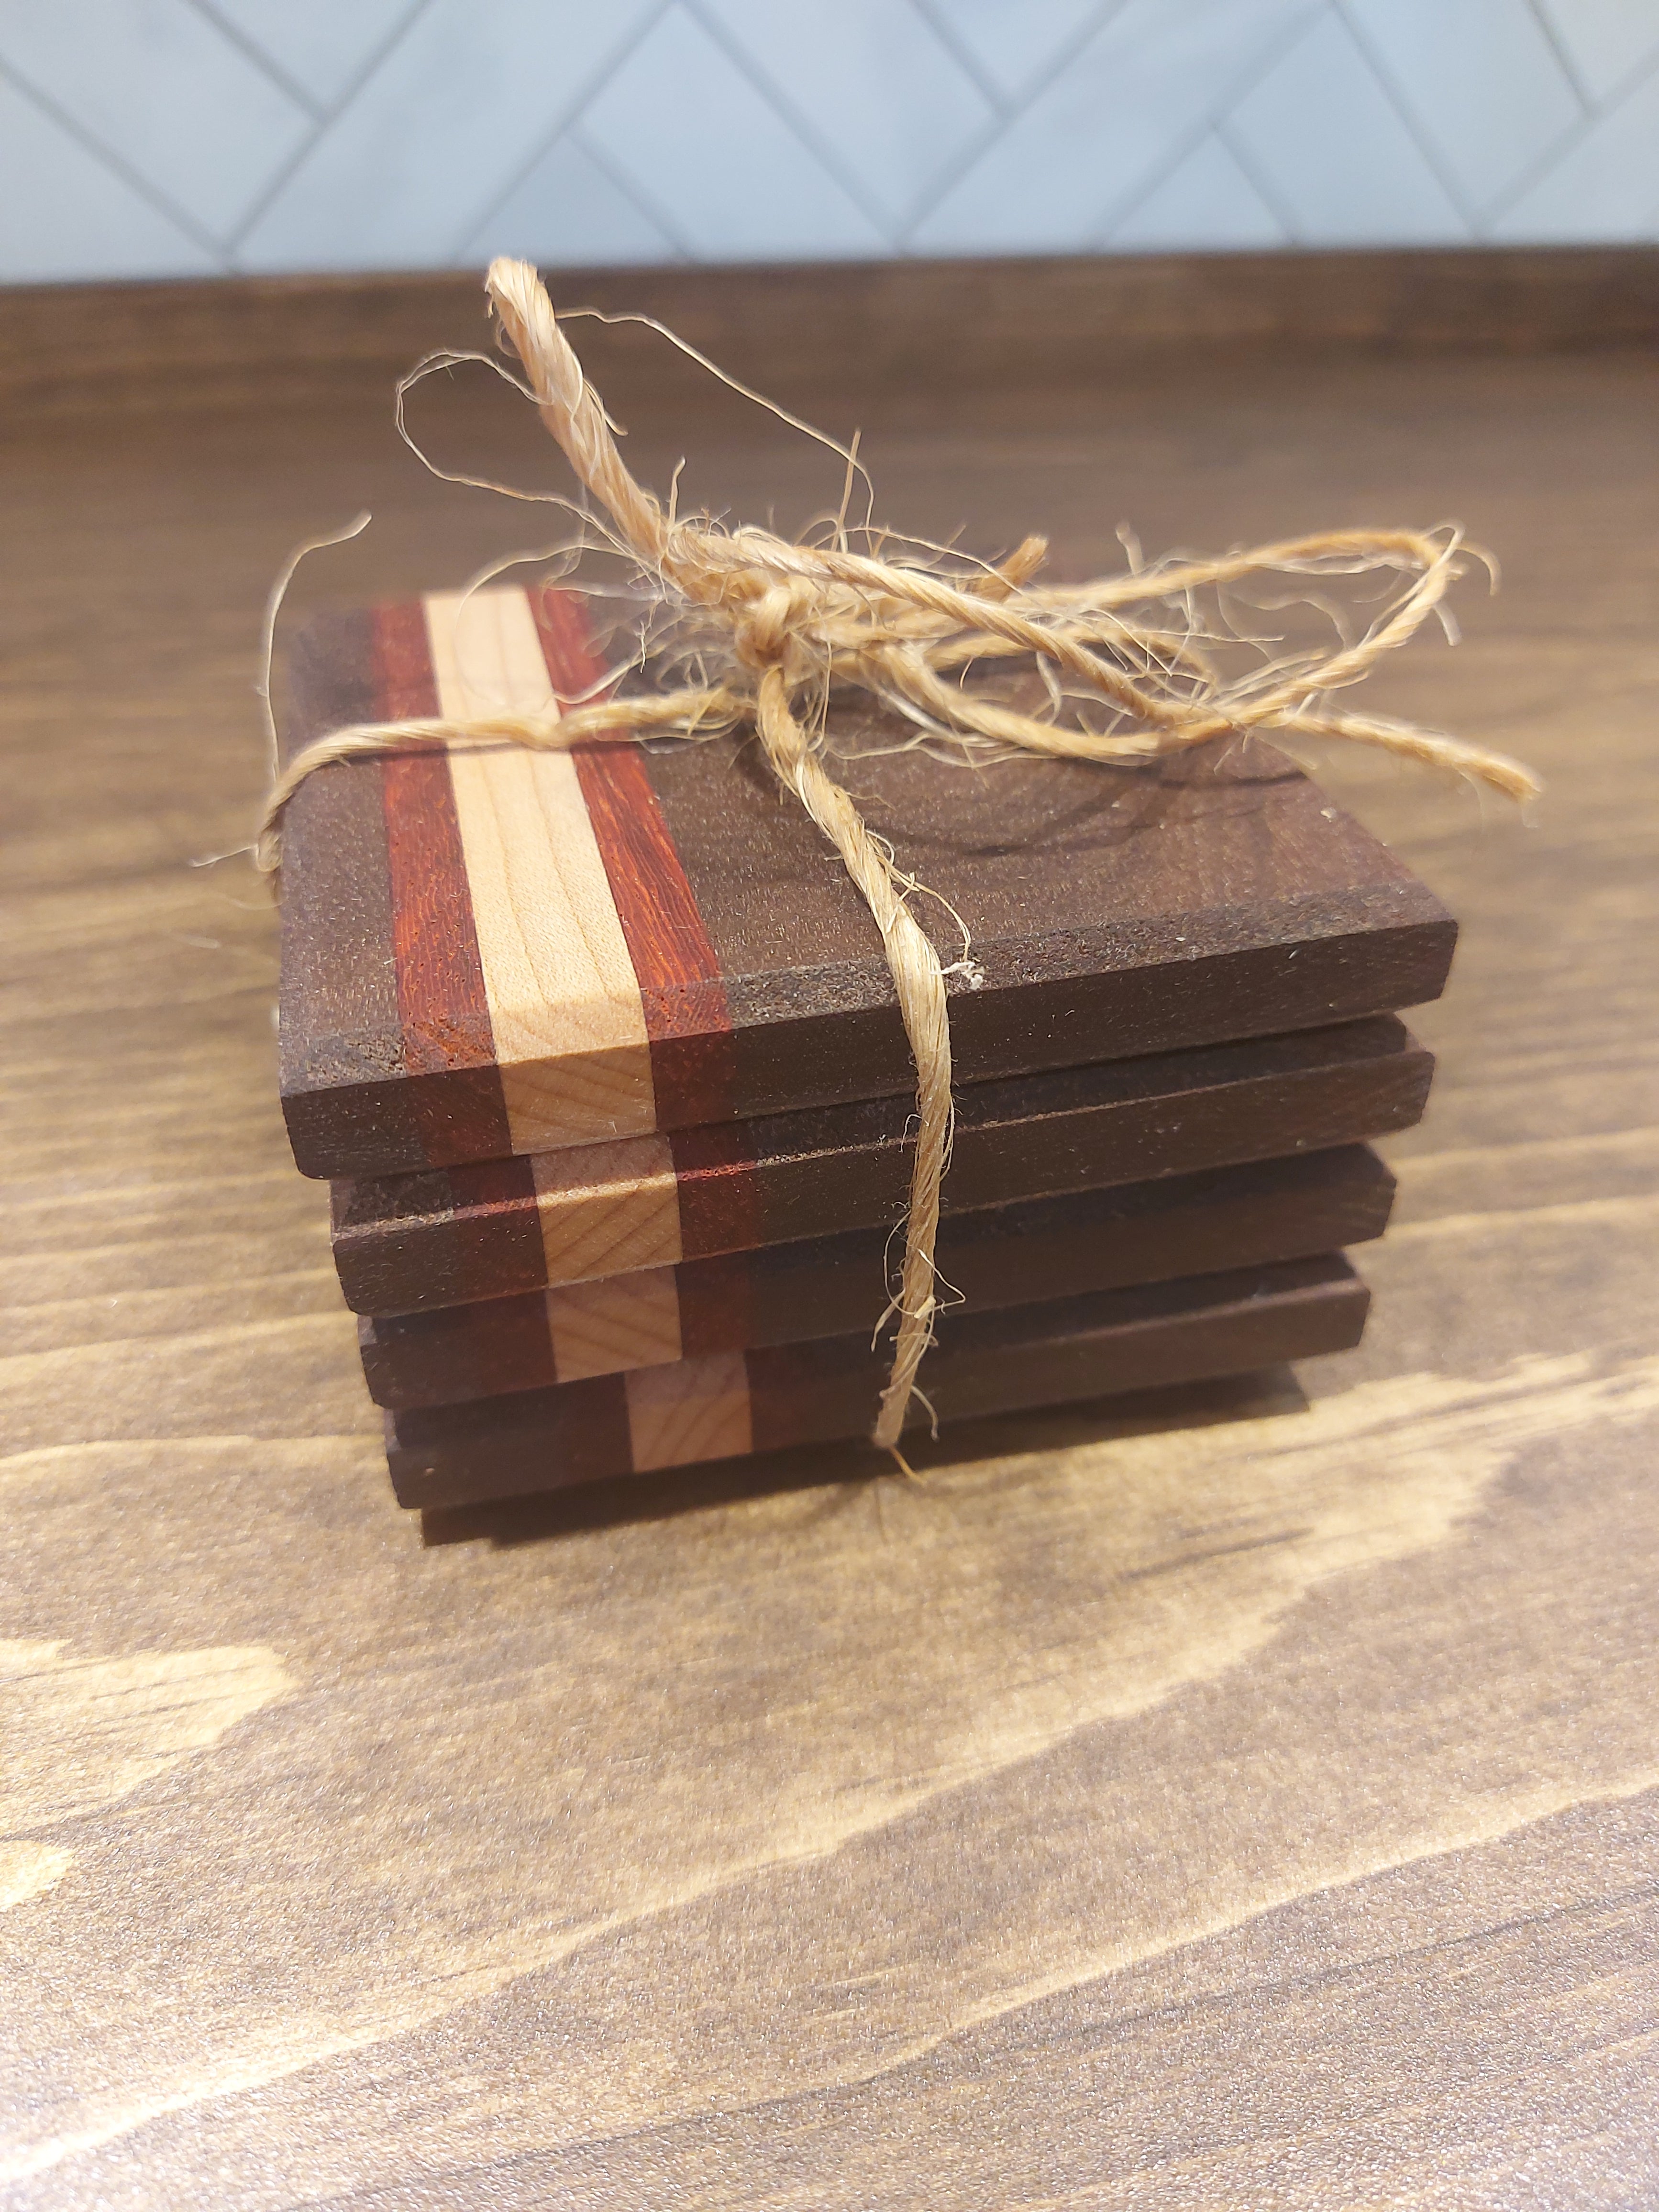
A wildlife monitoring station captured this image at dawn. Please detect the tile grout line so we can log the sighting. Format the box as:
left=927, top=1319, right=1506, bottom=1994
left=897, top=0, right=1132, bottom=247
left=0, top=53, right=229, bottom=267
left=906, top=0, right=1012, bottom=120
left=1329, top=0, right=1482, bottom=237
left=1520, top=0, right=1596, bottom=115
left=1, top=0, right=1654, bottom=282
left=450, top=0, right=681, bottom=265
left=178, top=0, right=326, bottom=122
left=1102, top=0, right=1329, bottom=252
left=1476, top=49, right=1659, bottom=235
left=1586, top=35, right=1659, bottom=112
left=1486, top=44, right=1659, bottom=235
left=1210, top=113, right=1302, bottom=246
left=675, top=0, right=900, bottom=249
left=565, top=124, right=697, bottom=266
left=1102, top=119, right=1274, bottom=254
left=220, top=0, right=436, bottom=263
left=460, top=124, right=686, bottom=273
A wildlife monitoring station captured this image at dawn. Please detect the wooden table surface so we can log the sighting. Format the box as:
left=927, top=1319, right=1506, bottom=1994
left=4, top=290, right=1657, bottom=2207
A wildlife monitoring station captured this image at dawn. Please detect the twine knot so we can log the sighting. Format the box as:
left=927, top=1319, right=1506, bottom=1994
left=258, top=256, right=1539, bottom=1461
left=731, top=572, right=824, bottom=683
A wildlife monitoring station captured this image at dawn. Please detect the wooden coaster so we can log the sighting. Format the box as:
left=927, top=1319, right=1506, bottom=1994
left=279, top=584, right=1454, bottom=1180
left=360, top=1144, right=1394, bottom=1411
left=332, top=1014, right=1428, bottom=1316
left=384, top=1253, right=1370, bottom=1509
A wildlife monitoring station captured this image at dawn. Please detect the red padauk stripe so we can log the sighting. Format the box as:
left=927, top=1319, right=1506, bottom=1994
left=375, top=600, right=511, bottom=1164
left=531, top=586, right=740, bottom=1129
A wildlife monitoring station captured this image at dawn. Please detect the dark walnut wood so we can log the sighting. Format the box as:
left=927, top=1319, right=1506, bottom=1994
left=331, top=1018, right=1428, bottom=1315
left=387, top=1256, right=1371, bottom=1508
left=279, top=590, right=1453, bottom=1179
left=3, top=264, right=1656, bottom=2208
left=6, top=246, right=1658, bottom=420
left=358, top=1146, right=1396, bottom=1409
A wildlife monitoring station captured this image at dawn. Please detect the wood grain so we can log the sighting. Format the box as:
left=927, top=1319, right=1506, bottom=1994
left=426, top=588, right=660, bottom=1151
left=279, top=584, right=1455, bottom=1177
left=569, top=741, right=738, bottom=1130
left=544, top=1265, right=685, bottom=1384
left=385, top=1256, right=1371, bottom=1506
left=3, top=268, right=1657, bottom=2208
left=276, top=610, right=429, bottom=1170
left=6, top=247, right=1658, bottom=420
left=529, top=1131, right=684, bottom=1283
left=534, top=585, right=740, bottom=1130
left=357, top=1145, right=1397, bottom=1409
left=624, top=1349, right=753, bottom=1477
left=330, top=1017, right=1431, bottom=1315
left=375, top=601, right=515, bottom=1167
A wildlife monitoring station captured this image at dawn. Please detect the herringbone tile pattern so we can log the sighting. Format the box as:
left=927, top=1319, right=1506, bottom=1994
left=2, top=0, right=1656, bottom=282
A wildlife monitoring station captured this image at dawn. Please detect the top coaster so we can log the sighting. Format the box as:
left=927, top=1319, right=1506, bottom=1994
left=278, top=583, right=1455, bottom=1180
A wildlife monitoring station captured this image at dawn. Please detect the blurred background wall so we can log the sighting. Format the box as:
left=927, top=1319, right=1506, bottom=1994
left=1, top=0, right=1656, bottom=287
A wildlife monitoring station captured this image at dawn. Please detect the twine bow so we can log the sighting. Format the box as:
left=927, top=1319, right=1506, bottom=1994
left=262, top=256, right=1537, bottom=1458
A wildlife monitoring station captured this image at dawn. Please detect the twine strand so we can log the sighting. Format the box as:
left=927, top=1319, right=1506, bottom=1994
left=260, top=257, right=1540, bottom=1458
left=752, top=660, right=954, bottom=1447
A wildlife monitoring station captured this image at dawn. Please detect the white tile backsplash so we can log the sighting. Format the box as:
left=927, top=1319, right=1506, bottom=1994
left=912, top=0, right=1318, bottom=252
left=697, top=0, right=995, bottom=232
left=196, top=0, right=421, bottom=113
left=1110, top=132, right=1289, bottom=251
left=1493, top=58, right=1659, bottom=237
left=0, top=0, right=311, bottom=241
left=2, top=0, right=1655, bottom=283
left=909, top=0, right=1114, bottom=108
left=1226, top=10, right=1471, bottom=244
left=578, top=6, right=889, bottom=262
left=1342, top=0, right=1583, bottom=217
left=465, top=133, right=680, bottom=271
left=1536, top=0, right=1659, bottom=104
left=234, top=0, right=662, bottom=271
left=0, top=66, right=217, bottom=279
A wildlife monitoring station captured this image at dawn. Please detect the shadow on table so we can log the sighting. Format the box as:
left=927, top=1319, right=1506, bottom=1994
left=419, top=1364, right=1311, bottom=1549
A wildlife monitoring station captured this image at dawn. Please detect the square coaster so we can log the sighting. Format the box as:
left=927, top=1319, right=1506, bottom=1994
left=359, top=1145, right=1394, bottom=1411
left=384, top=1254, right=1371, bottom=1510
left=279, top=584, right=1454, bottom=1179
left=331, top=1015, right=1429, bottom=1316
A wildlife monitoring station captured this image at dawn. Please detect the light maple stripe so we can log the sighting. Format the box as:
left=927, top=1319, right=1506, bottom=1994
left=624, top=1351, right=753, bottom=1472
left=422, top=587, right=656, bottom=1152
left=528, top=1133, right=684, bottom=1288
left=545, top=1266, right=684, bottom=1381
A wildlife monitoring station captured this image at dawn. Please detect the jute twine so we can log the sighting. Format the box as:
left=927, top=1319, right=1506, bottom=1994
left=261, top=256, right=1538, bottom=1460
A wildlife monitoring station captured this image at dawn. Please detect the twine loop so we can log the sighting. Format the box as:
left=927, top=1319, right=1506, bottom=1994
left=260, top=257, right=1539, bottom=1461
left=730, top=572, right=822, bottom=680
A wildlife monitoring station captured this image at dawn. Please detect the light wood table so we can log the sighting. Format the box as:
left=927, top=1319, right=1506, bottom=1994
left=4, top=278, right=1657, bottom=2207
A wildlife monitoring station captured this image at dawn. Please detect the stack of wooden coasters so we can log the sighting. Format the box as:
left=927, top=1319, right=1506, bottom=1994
left=279, top=584, right=1455, bottom=1514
